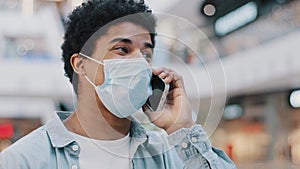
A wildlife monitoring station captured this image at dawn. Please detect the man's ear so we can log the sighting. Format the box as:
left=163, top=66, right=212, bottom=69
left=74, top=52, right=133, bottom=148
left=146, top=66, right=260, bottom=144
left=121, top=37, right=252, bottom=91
left=70, top=53, right=86, bottom=75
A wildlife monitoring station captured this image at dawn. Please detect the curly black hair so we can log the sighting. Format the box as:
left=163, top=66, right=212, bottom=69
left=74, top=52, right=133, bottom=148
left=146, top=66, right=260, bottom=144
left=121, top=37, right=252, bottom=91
left=61, top=0, right=157, bottom=92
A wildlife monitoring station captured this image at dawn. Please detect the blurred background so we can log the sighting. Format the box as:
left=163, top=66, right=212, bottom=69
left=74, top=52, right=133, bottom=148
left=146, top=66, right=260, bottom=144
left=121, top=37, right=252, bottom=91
left=0, top=0, right=300, bottom=168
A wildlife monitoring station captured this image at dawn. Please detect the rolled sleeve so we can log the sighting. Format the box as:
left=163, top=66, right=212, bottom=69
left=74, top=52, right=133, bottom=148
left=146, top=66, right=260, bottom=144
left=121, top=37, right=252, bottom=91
left=168, top=124, right=236, bottom=169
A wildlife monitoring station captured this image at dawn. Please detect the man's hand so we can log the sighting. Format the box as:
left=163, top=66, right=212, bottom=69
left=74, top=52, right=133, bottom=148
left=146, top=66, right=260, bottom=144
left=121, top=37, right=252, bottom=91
left=143, top=67, right=195, bottom=134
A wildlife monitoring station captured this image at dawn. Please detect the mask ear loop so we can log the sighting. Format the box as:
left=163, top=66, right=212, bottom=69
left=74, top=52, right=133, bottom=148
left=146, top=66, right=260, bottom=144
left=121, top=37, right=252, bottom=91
left=84, top=75, right=97, bottom=88
left=79, top=52, right=104, bottom=65
left=79, top=52, right=104, bottom=88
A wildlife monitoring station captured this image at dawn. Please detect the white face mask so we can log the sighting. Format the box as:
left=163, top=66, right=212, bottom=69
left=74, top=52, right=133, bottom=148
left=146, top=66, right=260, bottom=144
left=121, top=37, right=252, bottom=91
left=80, top=53, right=152, bottom=118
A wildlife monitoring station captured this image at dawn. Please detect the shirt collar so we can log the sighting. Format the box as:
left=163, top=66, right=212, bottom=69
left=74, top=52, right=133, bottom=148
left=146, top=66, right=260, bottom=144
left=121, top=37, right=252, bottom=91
left=45, top=111, right=148, bottom=148
left=45, top=111, right=75, bottom=148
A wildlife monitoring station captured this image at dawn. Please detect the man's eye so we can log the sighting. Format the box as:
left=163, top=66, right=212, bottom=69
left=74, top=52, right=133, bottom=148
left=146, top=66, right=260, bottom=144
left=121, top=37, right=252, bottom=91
left=142, top=52, right=152, bottom=61
left=114, top=46, right=128, bottom=53
left=142, top=52, right=151, bottom=58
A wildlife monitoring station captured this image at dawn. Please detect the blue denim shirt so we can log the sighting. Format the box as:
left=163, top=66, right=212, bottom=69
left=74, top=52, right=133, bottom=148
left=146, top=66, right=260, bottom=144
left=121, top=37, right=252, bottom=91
left=0, top=112, right=236, bottom=169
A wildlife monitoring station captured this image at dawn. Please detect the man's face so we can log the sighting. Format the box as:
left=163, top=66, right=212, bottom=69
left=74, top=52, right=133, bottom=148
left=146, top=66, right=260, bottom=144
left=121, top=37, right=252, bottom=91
left=84, top=22, right=154, bottom=86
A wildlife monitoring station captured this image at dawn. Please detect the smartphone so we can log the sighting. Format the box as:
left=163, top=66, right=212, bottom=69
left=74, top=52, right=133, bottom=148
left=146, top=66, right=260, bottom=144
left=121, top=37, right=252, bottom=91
left=145, top=75, right=169, bottom=112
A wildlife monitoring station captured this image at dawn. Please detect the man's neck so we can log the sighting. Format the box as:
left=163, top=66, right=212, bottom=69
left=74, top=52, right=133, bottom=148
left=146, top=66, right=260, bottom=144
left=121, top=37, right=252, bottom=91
left=65, top=83, right=131, bottom=140
left=63, top=105, right=131, bottom=140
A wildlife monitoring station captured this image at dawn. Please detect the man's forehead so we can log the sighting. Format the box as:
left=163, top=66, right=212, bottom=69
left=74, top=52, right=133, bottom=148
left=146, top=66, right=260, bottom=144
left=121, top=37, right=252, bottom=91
left=103, top=22, right=152, bottom=41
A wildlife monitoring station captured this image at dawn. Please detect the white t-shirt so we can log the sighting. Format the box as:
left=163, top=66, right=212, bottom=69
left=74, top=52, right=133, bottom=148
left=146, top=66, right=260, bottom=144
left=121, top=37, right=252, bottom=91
left=69, top=132, right=133, bottom=169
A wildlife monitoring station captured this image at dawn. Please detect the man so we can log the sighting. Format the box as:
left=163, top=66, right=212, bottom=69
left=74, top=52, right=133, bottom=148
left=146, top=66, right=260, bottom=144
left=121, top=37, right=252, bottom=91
left=0, top=0, right=236, bottom=168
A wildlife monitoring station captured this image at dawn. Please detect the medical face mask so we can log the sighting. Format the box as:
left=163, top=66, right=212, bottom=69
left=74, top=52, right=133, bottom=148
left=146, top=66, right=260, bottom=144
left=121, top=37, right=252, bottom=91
left=79, top=53, right=152, bottom=118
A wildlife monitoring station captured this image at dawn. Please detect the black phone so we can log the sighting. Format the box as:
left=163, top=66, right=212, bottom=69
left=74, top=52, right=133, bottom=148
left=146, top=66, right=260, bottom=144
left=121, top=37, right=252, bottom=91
left=145, top=75, right=169, bottom=112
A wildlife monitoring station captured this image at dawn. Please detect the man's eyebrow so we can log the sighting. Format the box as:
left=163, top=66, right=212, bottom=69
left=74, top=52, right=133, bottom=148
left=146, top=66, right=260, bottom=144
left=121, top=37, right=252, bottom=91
left=144, top=42, right=154, bottom=49
left=109, top=37, right=154, bottom=49
left=109, top=38, right=132, bottom=44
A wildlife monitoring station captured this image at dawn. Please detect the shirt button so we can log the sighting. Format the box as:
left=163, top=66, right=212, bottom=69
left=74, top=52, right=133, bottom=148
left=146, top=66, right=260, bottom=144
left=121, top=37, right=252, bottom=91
left=191, top=137, right=197, bottom=143
left=71, top=165, right=78, bottom=169
left=181, top=142, right=188, bottom=149
left=72, top=145, right=79, bottom=151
